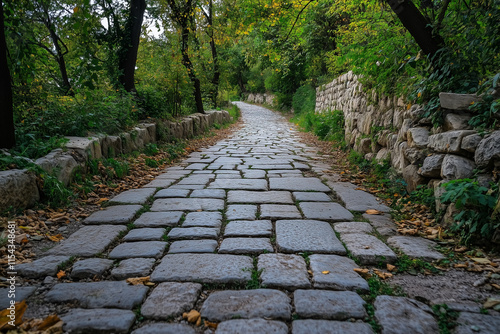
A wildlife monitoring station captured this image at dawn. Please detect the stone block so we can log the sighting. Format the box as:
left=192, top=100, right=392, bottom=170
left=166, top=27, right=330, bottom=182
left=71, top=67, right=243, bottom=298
left=441, top=154, right=475, bottom=180
left=0, top=169, right=40, bottom=210
left=439, top=92, right=482, bottom=110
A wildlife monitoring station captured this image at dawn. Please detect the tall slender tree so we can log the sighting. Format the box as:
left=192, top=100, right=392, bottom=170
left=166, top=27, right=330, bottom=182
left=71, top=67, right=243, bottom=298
left=0, top=1, right=15, bottom=149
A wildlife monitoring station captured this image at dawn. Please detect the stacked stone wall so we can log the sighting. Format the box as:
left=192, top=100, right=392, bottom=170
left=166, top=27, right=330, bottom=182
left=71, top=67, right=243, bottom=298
left=246, top=93, right=276, bottom=106
left=0, top=110, right=231, bottom=211
left=316, top=71, right=496, bottom=224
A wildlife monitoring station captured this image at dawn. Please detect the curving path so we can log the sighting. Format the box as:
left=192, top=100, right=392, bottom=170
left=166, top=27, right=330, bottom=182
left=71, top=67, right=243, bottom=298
left=8, top=102, right=500, bottom=333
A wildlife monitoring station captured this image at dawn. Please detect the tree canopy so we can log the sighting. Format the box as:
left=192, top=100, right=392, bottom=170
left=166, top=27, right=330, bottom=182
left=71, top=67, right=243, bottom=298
left=1, top=0, right=498, bottom=150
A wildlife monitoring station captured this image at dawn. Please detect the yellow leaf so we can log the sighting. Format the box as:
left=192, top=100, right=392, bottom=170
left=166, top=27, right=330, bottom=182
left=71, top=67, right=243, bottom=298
left=0, top=300, right=27, bottom=330
left=46, top=234, right=64, bottom=242
left=182, top=310, right=200, bottom=324
left=365, top=209, right=382, bottom=215
left=126, top=276, right=151, bottom=285
left=56, top=270, right=66, bottom=279
left=321, top=270, right=330, bottom=275
left=471, top=258, right=491, bottom=265
left=386, top=264, right=396, bottom=272
left=204, top=320, right=218, bottom=329
left=37, top=314, right=62, bottom=330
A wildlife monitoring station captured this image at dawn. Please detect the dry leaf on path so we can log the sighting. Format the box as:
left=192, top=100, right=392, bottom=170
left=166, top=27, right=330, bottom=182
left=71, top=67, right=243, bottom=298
left=374, top=269, right=393, bottom=280
left=365, top=209, right=382, bottom=215
left=183, top=310, right=201, bottom=324
left=56, top=270, right=66, bottom=279
left=46, top=234, right=64, bottom=242
left=471, top=257, right=491, bottom=265
left=353, top=268, right=371, bottom=279
left=321, top=271, right=330, bottom=275
left=204, top=320, right=218, bottom=329
left=387, top=264, right=396, bottom=272
left=126, top=276, right=151, bottom=285
left=0, top=300, right=27, bottom=330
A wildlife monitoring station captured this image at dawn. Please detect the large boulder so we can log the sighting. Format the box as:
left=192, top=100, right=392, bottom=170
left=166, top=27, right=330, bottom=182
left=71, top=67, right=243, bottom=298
left=427, top=130, right=476, bottom=153
left=391, top=141, right=409, bottom=173
left=0, top=169, right=40, bottom=210
left=441, top=154, right=476, bottom=180
left=439, top=92, right=482, bottom=110
left=407, top=127, right=429, bottom=149
left=65, top=136, right=102, bottom=161
left=461, top=133, right=482, bottom=153
left=35, top=149, right=79, bottom=186
left=403, top=164, right=426, bottom=193
left=404, top=147, right=426, bottom=165
left=419, top=154, right=445, bottom=178
left=443, top=113, right=471, bottom=131
left=475, top=130, right=500, bottom=168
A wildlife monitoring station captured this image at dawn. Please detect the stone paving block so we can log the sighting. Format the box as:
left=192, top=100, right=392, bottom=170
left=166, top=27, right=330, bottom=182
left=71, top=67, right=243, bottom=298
left=309, top=254, right=369, bottom=292
left=454, top=312, right=500, bottom=334
left=374, top=296, right=438, bottom=334
left=334, top=222, right=374, bottom=234
left=131, top=323, right=196, bottom=334
left=157, top=170, right=191, bottom=178
left=292, top=320, right=374, bottom=334
left=208, top=179, right=268, bottom=190
left=251, top=164, right=294, bottom=170
left=276, top=220, right=346, bottom=254
left=71, top=258, right=113, bottom=279
left=45, top=281, right=148, bottom=309
left=258, top=254, right=310, bottom=289
left=329, top=182, right=390, bottom=212
left=190, top=189, right=226, bottom=198
left=200, top=289, right=292, bottom=321
left=243, top=170, right=267, bottom=178
left=269, top=177, right=330, bottom=192
left=227, top=190, right=293, bottom=204
left=0, top=286, right=37, bottom=309
left=216, top=173, right=241, bottom=179
left=299, top=202, right=354, bottom=221
left=123, top=228, right=165, bottom=241
left=141, top=282, right=201, bottom=319
left=183, top=211, right=222, bottom=228
left=84, top=205, right=142, bottom=224
left=154, top=188, right=190, bottom=198
left=151, top=198, right=224, bottom=211
left=61, top=308, right=136, bottom=334
left=109, top=241, right=167, bottom=259
left=294, top=290, right=366, bottom=320
left=293, top=192, right=332, bottom=202
left=177, top=174, right=215, bottom=185
left=109, top=188, right=156, bottom=204
left=341, top=233, right=397, bottom=264
left=363, top=213, right=397, bottom=237
left=168, top=227, right=219, bottom=240
left=151, top=254, right=253, bottom=284
left=143, top=179, right=175, bottom=188
left=133, top=211, right=183, bottom=227
left=387, top=236, right=445, bottom=261
left=216, top=319, right=288, bottom=334
left=293, top=162, right=310, bottom=170
left=111, top=258, right=156, bottom=280
left=17, top=255, right=70, bottom=278
left=224, top=220, right=272, bottom=237
left=185, top=163, right=209, bottom=170
left=169, top=184, right=205, bottom=190
left=260, top=204, right=302, bottom=219
left=226, top=204, right=257, bottom=220
left=219, top=238, right=273, bottom=254
left=168, top=239, right=218, bottom=253
left=48, top=225, right=126, bottom=257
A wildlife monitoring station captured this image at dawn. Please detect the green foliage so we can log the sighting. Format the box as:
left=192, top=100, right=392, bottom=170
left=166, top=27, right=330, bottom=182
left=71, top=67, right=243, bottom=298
left=30, top=165, right=75, bottom=208
left=144, top=143, right=159, bottom=156
left=395, top=255, right=440, bottom=275
left=432, top=304, right=459, bottom=334
left=88, top=158, right=130, bottom=180
left=440, top=179, right=500, bottom=244
left=229, top=105, right=241, bottom=120
left=293, top=109, right=346, bottom=148
left=292, top=84, right=316, bottom=115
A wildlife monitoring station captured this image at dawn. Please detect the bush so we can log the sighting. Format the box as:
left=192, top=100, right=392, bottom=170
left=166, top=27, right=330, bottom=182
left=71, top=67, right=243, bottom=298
left=292, top=85, right=316, bottom=115
left=441, top=179, right=500, bottom=244
left=294, top=109, right=346, bottom=148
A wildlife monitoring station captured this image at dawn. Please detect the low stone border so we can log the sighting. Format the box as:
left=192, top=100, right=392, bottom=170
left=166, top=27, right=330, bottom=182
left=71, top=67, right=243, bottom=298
left=0, top=110, right=231, bottom=211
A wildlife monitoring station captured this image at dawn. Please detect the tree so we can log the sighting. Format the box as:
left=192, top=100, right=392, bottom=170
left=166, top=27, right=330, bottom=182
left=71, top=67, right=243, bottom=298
left=0, top=1, right=15, bottom=149
left=119, top=0, right=146, bottom=92
left=200, top=0, right=220, bottom=108
left=166, top=0, right=205, bottom=114
left=385, top=0, right=444, bottom=59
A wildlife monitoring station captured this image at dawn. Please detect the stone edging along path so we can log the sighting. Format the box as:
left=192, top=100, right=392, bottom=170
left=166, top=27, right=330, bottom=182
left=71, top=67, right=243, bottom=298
left=3, top=102, right=500, bottom=333
left=0, top=110, right=231, bottom=211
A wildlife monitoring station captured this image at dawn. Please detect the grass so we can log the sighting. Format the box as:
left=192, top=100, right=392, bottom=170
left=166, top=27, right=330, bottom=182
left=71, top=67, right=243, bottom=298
left=432, top=304, right=459, bottom=334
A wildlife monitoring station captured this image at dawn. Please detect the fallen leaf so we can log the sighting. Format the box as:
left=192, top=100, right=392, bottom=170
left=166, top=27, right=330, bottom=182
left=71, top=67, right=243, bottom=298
left=365, top=209, right=382, bottom=215
left=183, top=310, right=201, bottom=324
left=37, top=314, right=62, bottom=330
left=56, top=270, right=66, bottom=279
left=126, top=276, right=151, bottom=285
left=353, top=268, right=371, bottom=279
left=374, top=269, right=393, bottom=280
left=491, top=283, right=500, bottom=290
left=471, top=258, right=491, bottom=265
left=483, top=297, right=500, bottom=309
left=46, top=234, right=64, bottom=242
left=321, top=270, right=330, bottom=275
left=454, top=263, right=468, bottom=268
left=0, top=300, right=27, bottom=330
left=387, top=264, right=396, bottom=272
left=204, top=320, right=218, bottom=329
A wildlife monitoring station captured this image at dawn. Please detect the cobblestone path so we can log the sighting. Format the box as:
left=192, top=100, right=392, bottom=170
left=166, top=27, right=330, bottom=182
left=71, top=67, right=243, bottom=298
left=6, top=102, right=500, bottom=333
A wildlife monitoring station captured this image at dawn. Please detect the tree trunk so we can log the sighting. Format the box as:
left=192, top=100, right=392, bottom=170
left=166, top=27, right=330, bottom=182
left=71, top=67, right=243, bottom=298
left=44, top=16, right=72, bottom=95
left=0, top=2, right=15, bottom=149
left=204, top=0, right=220, bottom=108
left=385, top=0, right=444, bottom=59
left=119, top=0, right=146, bottom=92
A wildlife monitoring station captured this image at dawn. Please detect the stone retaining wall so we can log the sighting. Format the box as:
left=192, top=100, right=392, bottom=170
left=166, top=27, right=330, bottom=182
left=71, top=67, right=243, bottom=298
left=316, top=71, right=497, bottom=221
left=0, top=110, right=231, bottom=211
left=245, top=93, right=276, bottom=106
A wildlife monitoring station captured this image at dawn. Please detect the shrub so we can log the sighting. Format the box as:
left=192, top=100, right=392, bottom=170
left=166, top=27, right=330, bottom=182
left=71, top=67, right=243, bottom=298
left=292, top=85, right=316, bottom=115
